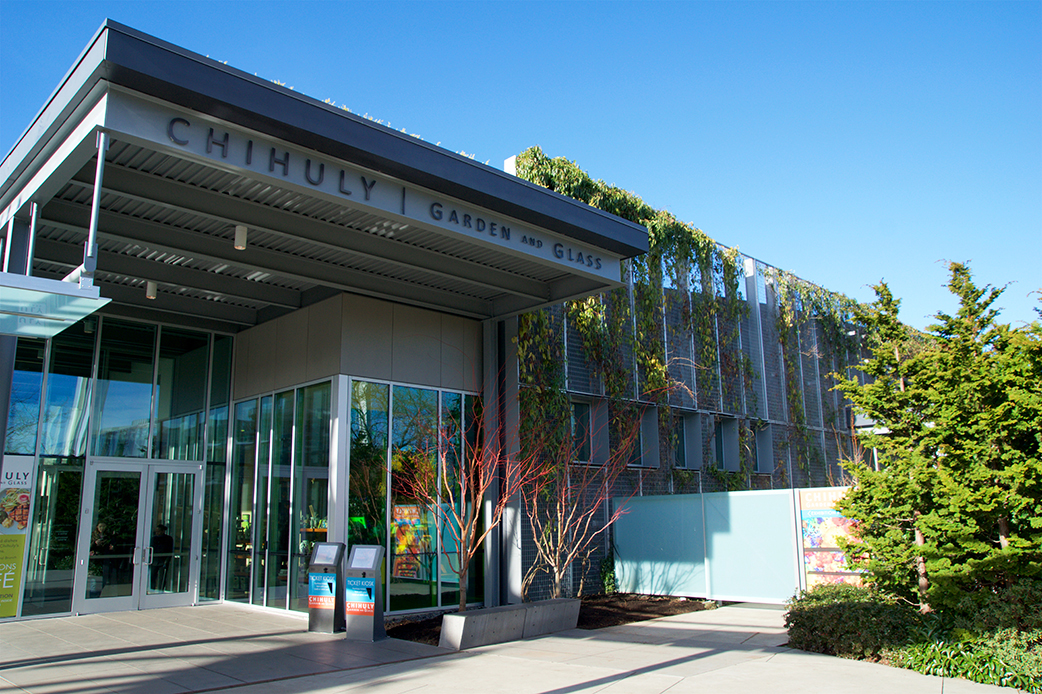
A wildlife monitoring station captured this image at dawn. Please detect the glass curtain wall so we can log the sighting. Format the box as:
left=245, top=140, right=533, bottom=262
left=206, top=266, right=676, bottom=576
left=226, top=382, right=331, bottom=612
left=21, top=319, right=95, bottom=616
left=201, top=335, right=232, bottom=600
left=14, top=316, right=231, bottom=616
left=350, top=381, right=483, bottom=614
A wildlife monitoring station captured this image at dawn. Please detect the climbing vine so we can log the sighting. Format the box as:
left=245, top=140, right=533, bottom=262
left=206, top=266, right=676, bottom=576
left=514, top=146, right=863, bottom=489
left=767, top=268, right=861, bottom=472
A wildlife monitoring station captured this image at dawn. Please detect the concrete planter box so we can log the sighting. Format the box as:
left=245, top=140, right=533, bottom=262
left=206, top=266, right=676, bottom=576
left=438, top=598, right=581, bottom=651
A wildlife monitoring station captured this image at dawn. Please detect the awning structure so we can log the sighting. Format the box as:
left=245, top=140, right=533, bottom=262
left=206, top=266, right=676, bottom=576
left=0, top=272, right=109, bottom=338
left=0, top=21, right=648, bottom=335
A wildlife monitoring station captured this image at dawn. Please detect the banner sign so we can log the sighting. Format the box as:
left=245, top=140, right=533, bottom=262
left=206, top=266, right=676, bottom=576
left=797, top=487, right=861, bottom=589
left=345, top=576, right=376, bottom=616
left=0, top=456, right=36, bottom=618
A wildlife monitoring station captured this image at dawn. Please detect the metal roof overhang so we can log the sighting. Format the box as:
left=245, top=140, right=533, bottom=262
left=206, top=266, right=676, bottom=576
left=0, top=21, right=648, bottom=335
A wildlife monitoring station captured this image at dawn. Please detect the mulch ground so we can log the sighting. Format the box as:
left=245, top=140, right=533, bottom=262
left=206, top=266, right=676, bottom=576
left=385, top=593, right=712, bottom=646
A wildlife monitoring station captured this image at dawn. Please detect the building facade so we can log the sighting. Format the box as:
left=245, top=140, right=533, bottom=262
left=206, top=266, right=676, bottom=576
left=0, top=21, right=856, bottom=620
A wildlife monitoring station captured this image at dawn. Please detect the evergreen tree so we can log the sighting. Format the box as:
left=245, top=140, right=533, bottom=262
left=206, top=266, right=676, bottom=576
left=836, top=263, right=1042, bottom=612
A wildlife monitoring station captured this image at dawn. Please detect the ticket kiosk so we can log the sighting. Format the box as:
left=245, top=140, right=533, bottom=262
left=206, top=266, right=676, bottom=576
left=307, top=542, right=346, bottom=633
left=344, top=545, right=385, bottom=641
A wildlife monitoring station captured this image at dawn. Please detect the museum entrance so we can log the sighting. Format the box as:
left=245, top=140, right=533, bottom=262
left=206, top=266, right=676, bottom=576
left=71, top=460, right=202, bottom=614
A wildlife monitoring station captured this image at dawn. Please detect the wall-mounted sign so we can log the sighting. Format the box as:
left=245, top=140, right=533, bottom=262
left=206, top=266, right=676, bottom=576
left=0, top=456, right=36, bottom=618
left=103, top=93, right=622, bottom=284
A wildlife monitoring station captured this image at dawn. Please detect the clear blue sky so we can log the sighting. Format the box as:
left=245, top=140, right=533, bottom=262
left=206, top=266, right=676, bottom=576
left=2, top=0, right=1039, bottom=330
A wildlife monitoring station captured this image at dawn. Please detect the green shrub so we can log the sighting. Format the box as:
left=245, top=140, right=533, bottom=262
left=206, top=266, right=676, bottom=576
left=952, top=578, right=1042, bottom=633
left=889, top=628, right=1042, bottom=693
left=785, top=581, right=1042, bottom=691
left=785, top=583, right=919, bottom=658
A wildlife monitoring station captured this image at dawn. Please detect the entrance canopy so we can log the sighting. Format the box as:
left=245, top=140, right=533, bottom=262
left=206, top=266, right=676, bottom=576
left=0, top=21, right=647, bottom=334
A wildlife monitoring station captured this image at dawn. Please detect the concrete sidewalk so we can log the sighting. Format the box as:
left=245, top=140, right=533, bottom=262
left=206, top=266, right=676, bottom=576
left=0, top=603, right=1021, bottom=694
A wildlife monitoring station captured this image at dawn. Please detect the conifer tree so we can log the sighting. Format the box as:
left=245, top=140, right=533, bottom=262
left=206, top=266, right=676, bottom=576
left=836, top=263, right=1042, bottom=611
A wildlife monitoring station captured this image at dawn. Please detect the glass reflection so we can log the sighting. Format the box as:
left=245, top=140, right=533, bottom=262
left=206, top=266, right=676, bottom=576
left=349, top=381, right=388, bottom=550
left=291, top=382, right=330, bottom=612
left=154, top=328, right=209, bottom=461
left=40, top=318, right=96, bottom=460
left=5, top=337, right=44, bottom=455
left=93, top=320, right=156, bottom=457
left=390, top=386, right=438, bottom=612
left=21, top=463, right=82, bottom=615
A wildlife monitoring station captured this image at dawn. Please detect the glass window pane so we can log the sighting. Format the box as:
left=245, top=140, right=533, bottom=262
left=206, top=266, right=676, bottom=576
left=200, top=460, right=225, bottom=601
left=21, top=462, right=82, bottom=616
left=226, top=399, right=256, bottom=602
left=349, top=381, right=388, bottom=550
left=40, top=318, right=96, bottom=460
left=266, top=392, right=293, bottom=609
left=206, top=335, right=233, bottom=465
left=291, top=382, right=330, bottom=612
left=154, top=328, right=208, bottom=461
left=202, top=336, right=231, bottom=602
left=5, top=337, right=44, bottom=455
left=439, top=392, right=462, bottom=608
left=390, top=385, right=438, bottom=612
left=93, top=319, right=156, bottom=458
left=572, top=402, right=591, bottom=462
left=252, top=396, right=272, bottom=606
left=464, top=394, right=484, bottom=606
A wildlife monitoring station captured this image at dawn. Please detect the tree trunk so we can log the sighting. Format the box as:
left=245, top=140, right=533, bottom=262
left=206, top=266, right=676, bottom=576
left=458, top=559, right=469, bottom=612
left=913, top=511, right=931, bottom=614
left=997, top=515, right=1010, bottom=550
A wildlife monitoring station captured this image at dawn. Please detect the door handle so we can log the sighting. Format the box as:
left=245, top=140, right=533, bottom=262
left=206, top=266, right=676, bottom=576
left=133, top=546, right=142, bottom=565
left=144, top=547, right=154, bottom=565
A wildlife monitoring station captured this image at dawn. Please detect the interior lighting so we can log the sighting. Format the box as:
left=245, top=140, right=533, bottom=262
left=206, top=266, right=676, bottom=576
left=234, top=225, right=248, bottom=250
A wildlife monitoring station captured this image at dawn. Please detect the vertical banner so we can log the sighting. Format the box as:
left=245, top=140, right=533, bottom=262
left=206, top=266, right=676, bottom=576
left=797, top=487, right=861, bottom=590
left=0, top=456, right=36, bottom=618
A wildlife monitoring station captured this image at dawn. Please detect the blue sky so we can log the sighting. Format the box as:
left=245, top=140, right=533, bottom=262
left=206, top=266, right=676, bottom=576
left=1, top=0, right=1039, bottom=330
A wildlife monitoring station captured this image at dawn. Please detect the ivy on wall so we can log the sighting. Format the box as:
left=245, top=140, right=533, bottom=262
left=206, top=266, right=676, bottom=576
left=767, top=268, right=861, bottom=473
left=514, top=146, right=863, bottom=486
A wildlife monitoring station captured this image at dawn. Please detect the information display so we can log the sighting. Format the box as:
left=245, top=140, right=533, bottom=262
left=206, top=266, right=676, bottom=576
left=312, top=544, right=339, bottom=566
left=350, top=546, right=378, bottom=569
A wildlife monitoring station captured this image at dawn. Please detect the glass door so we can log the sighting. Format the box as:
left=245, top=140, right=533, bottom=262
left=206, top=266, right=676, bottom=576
left=139, top=464, right=202, bottom=609
left=73, top=461, right=202, bottom=613
left=76, top=464, right=144, bottom=613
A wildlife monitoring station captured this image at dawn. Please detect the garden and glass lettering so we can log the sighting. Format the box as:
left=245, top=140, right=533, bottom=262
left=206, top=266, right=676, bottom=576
left=156, top=110, right=615, bottom=281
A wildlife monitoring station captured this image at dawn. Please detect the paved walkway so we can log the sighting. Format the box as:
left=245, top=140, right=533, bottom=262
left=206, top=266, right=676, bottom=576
left=0, top=603, right=1021, bottom=694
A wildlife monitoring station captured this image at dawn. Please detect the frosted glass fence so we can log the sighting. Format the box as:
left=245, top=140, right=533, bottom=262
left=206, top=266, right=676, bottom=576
left=613, top=487, right=855, bottom=604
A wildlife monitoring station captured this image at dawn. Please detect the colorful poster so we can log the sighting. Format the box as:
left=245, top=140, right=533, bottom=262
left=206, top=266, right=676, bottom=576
left=345, top=576, right=375, bottom=616
left=391, top=505, right=431, bottom=579
left=797, top=487, right=861, bottom=589
left=0, top=456, right=36, bottom=618
left=308, top=572, right=336, bottom=610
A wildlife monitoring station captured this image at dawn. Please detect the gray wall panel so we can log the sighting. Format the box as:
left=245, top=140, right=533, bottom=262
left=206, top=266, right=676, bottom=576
left=440, top=313, right=467, bottom=391
left=245, top=320, right=276, bottom=396
left=306, top=296, right=341, bottom=382
left=392, top=304, right=442, bottom=387
left=275, top=307, right=308, bottom=390
left=341, top=293, right=392, bottom=381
